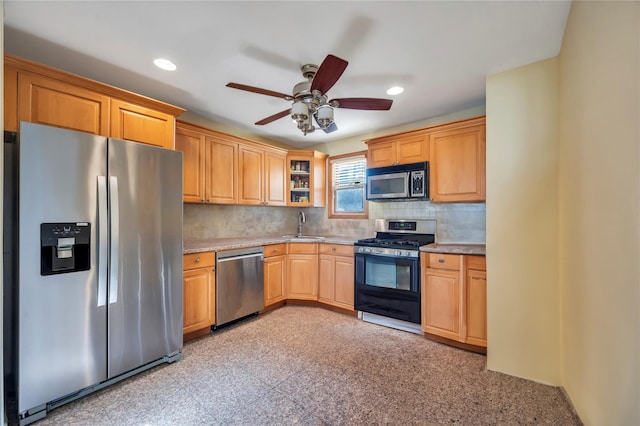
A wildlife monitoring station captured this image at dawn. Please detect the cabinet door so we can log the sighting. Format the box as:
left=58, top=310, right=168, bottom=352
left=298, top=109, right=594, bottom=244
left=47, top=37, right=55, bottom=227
left=264, top=255, right=286, bottom=306
left=396, top=134, right=428, bottom=164
left=17, top=71, right=110, bottom=135
left=110, top=99, right=175, bottom=149
left=205, top=136, right=237, bottom=204
left=422, top=268, right=462, bottom=340
left=318, top=255, right=335, bottom=303
left=429, top=123, right=486, bottom=202
left=265, top=151, right=287, bottom=206
left=238, top=144, right=264, bottom=205
left=287, top=254, right=318, bottom=300
left=367, top=141, right=395, bottom=168
left=175, top=125, right=206, bottom=203
left=334, top=256, right=354, bottom=309
left=465, top=268, right=487, bottom=347
left=183, top=267, right=215, bottom=334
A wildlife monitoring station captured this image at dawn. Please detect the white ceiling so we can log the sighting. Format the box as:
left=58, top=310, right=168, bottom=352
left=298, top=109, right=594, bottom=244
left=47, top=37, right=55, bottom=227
left=3, top=1, right=571, bottom=148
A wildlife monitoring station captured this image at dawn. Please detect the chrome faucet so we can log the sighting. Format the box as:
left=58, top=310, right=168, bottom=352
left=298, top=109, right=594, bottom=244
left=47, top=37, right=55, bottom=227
left=297, top=210, right=306, bottom=237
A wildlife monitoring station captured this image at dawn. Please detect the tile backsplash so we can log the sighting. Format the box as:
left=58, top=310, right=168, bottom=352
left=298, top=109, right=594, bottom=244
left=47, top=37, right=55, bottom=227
left=184, top=201, right=485, bottom=243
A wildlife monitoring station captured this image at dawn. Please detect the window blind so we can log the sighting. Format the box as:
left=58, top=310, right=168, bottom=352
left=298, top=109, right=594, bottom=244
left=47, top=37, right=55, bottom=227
left=331, top=155, right=366, bottom=190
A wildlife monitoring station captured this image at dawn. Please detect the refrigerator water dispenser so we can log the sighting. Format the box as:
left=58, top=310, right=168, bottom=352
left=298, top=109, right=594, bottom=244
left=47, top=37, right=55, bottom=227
left=40, top=222, right=91, bottom=275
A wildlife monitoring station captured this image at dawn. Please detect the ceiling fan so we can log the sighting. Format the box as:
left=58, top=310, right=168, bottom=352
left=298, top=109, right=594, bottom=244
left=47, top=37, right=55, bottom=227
left=226, top=54, right=393, bottom=136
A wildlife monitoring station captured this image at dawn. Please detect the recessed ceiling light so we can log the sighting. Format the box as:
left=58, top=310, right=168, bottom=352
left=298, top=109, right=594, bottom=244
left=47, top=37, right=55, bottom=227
left=154, top=58, right=176, bottom=71
left=387, top=86, right=404, bottom=96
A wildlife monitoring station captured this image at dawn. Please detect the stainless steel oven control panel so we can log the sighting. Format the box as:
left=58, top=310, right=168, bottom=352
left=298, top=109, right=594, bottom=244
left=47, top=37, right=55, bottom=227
left=355, top=246, right=419, bottom=258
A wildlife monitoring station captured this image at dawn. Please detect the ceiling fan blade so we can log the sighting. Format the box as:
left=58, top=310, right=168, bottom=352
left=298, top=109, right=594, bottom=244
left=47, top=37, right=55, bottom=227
left=310, top=54, right=348, bottom=94
left=255, top=109, right=291, bottom=125
left=226, top=82, right=292, bottom=100
left=331, top=98, right=393, bottom=110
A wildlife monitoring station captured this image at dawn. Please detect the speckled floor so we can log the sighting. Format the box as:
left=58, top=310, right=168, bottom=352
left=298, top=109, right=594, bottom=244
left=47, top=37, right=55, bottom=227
left=34, top=306, right=581, bottom=425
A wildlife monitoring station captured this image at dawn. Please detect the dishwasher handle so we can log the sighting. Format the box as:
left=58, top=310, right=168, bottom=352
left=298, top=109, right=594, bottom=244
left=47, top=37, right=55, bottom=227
left=217, top=252, right=264, bottom=263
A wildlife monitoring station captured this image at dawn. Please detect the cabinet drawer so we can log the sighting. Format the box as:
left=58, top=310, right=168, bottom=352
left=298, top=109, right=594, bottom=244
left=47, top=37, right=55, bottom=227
left=466, top=255, right=486, bottom=271
left=288, top=243, right=318, bottom=254
left=183, top=252, right=215, bottom=270
left=264, top=243, right=287, bottom=257
left=319, top=243, right=354, bottom=257
left=428, top=253, right=461, bottom=270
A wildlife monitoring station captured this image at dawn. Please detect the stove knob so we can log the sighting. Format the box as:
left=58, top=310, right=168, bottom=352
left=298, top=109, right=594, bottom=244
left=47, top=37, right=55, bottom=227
left=395, top=250, right=401, bottom=256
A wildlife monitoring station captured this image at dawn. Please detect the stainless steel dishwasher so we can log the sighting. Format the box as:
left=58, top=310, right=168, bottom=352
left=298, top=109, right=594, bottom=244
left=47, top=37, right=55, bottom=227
left=215, top=247, right=265, bottom=326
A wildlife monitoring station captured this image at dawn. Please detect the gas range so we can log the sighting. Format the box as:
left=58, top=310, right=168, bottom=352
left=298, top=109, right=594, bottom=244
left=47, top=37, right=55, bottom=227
left=354, top=219, right=435, bottom=258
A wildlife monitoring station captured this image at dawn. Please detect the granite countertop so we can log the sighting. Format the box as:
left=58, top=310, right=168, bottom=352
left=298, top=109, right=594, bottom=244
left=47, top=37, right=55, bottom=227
left=183, top=235, right=358, bottom=254
left=420, top=243, right=486, bottom=256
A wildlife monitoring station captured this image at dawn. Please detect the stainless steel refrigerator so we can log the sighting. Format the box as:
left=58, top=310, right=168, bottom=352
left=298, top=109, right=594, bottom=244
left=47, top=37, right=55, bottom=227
left=3, top=122, right=183, bottom=425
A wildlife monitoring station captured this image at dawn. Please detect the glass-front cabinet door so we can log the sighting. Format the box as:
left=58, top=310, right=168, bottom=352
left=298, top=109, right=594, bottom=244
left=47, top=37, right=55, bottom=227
left=287, top=154, right=312, bottom=206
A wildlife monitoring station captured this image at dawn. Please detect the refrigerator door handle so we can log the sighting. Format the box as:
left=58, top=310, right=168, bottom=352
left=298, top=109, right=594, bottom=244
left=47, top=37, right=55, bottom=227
left=109, top=176, right=120, bottom=304
left=97, top=176, right=108, bottom=307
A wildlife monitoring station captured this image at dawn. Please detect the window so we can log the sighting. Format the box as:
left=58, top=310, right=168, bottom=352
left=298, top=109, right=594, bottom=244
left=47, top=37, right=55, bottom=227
left=328, top=151, right=367, bottom=219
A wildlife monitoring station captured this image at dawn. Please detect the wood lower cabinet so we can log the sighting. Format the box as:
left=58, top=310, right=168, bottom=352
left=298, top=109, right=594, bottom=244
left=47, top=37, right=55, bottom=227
left=183, top=252, right=216, bottom=337
left=264, top=244, right=287, bottom=307
left=5, top=54, right=184, bottom=146
left=423, top=258, right=462, bottom=341
left=421, top=252, right=487, bottom=348
left=428, top=117, right=486, bottom=202
left=465, top=256, right=487, bottom=347
left=286, top=243, right=318, bottom=300
left=318, top=244, right=354, bottom=310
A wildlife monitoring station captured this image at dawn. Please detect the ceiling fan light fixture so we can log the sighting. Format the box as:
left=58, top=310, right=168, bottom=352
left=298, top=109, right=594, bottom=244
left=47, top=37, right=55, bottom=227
left=153, top=58, right=176, bottom=71
left=291, top=101, right=309, bottom=123
left=316, top=104, right=334, bottom=128
left=387, top=86, right=404, bottom=95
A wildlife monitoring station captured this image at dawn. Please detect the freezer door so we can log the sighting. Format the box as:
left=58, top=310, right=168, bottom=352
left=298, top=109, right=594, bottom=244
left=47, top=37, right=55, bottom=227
left=107, top=139, right=183, bottom=378
left=16, top=123, right=108, bottom=413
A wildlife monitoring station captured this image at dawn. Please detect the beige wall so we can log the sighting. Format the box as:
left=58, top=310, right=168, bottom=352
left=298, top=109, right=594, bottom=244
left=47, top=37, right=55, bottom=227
left=558, top=2, right=639, bottom=425
left=485, top=58, right=561, bottom=385
left=487, top=1, right=640, bottom=424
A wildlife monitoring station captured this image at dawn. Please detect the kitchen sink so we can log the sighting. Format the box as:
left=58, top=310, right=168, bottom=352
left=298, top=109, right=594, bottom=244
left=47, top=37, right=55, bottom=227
left=283, top=235, right=326, bottom=242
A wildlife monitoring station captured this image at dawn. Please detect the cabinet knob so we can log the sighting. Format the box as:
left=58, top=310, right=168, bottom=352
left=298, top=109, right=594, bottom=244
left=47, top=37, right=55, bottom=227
left=274, top=248, right=279, bottom=252
left=212, top=268, right=215, bottom=272
left=438, top=258, right=445, bottom=263
left=332, top=247, right=336, bottom=252
left=195, top=257, right=201, bottom=263
left=264, top=258, right=269, bottom=263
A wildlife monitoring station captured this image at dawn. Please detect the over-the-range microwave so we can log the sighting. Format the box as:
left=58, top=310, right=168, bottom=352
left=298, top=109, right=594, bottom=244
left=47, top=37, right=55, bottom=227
left=366, top=161, right=429, bottom=201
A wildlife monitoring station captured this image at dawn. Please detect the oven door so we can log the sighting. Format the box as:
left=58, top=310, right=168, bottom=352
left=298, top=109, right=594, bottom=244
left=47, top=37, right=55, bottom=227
left=366, top=172, right=409, bottom=200
left=354, top=252, right=421, bottom=323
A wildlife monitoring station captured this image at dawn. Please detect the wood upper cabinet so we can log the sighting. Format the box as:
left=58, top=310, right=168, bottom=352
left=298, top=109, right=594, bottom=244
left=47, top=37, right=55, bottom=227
left=287, top=150, right=327, bottom=207
left=264, top=244, right=287, bottom=307
left=421, top=252, right=487, bottom=349
left=238, top=144, right=264, bottom=205
left=264, top=150, right=287, bottom=206
left=238, top=145, right=287, bottom=206
left=428, top=117, right=486, bottom=202
left=175, top=120, right=287, bottom=206
left=5, top=55, right=184, bottom=145
left=110, top=99, right=176, bottom=149
left=365, top=132, right=428, bottom=168
left=286, top=243, right=318, bottom=300
left=16, top=70, right=110, bottom=135
left=205, top=135, right=238, bottom=204
left=182, top=252, right=216, bottom=337
left=318, top=244, right=354, bottom=310
left=175, top=124, right=206, bottom=203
